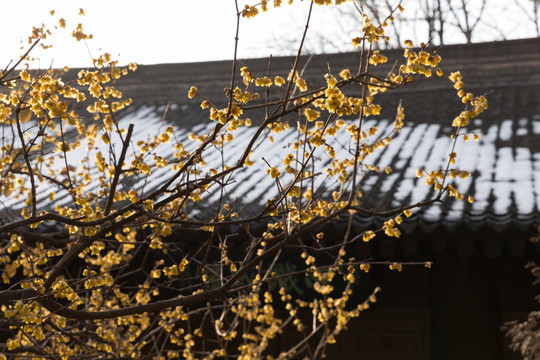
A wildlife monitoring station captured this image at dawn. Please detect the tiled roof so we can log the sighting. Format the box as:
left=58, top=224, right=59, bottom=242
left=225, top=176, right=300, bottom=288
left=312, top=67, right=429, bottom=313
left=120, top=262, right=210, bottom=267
left=3, top=38, right=540, bottom=233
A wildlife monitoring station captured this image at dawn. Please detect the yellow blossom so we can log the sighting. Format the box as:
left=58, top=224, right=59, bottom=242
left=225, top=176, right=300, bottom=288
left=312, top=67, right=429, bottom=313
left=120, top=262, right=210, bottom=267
left=304, top=108, right=320, bottom=122
left=187, top=86, right=197, bottom=99
left=266, top=166, right=280, bottom=179
left=360, top=263, right=371, bottom=273
left=274, top=76, right=286, bottom=86
left=241, top=5, right=259, bottom=18
left=255, top=76, right=272, bottom=87
left=19, top=70, right=31, bottom=82
left=352, top=37, right=362, bottom=47
left=339, top=68, right=351, bottom=80
left=71, top=23, right=92, bottom=41
left=295, top=77, right=307, bottom=91
left=369, top=50, right=388, bottom=65
left=362, top=230, right=375, bottom=242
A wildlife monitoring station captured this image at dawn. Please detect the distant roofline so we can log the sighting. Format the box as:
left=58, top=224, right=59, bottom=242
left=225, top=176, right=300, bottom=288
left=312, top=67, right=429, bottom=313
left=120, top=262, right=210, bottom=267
left=62, top=37, right=540, bottom=103
left=138, top=37, right=540, bottom=68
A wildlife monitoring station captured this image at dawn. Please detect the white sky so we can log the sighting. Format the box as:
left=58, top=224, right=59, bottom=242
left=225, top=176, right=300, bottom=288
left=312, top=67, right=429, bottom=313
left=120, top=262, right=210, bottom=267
left=0, top=0, right=318, bottom=69
left=0, top=1, right=537, bottom=69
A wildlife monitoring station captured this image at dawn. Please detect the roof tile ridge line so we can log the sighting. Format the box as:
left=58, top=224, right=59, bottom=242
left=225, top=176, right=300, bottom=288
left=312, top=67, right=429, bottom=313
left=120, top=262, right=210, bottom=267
left=115, top=38, right=540, bottom=81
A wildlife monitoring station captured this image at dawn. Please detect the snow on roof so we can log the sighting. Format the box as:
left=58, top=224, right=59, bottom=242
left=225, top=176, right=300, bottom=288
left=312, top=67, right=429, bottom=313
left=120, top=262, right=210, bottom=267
left=2, top=38, right=540, bottom=233
left=4, top=102, right=538, bottom=232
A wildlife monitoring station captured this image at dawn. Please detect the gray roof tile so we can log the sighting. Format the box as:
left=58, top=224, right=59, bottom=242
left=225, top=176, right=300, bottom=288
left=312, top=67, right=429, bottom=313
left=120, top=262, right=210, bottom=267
left=3, top=38, right=540, bottom=233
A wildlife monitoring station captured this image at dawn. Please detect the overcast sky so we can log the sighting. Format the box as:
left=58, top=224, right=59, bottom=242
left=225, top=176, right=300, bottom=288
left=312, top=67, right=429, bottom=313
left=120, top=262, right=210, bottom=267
left=0, top=0, right=317, bottom=69
left=1, top=1, right=537, bottom=69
